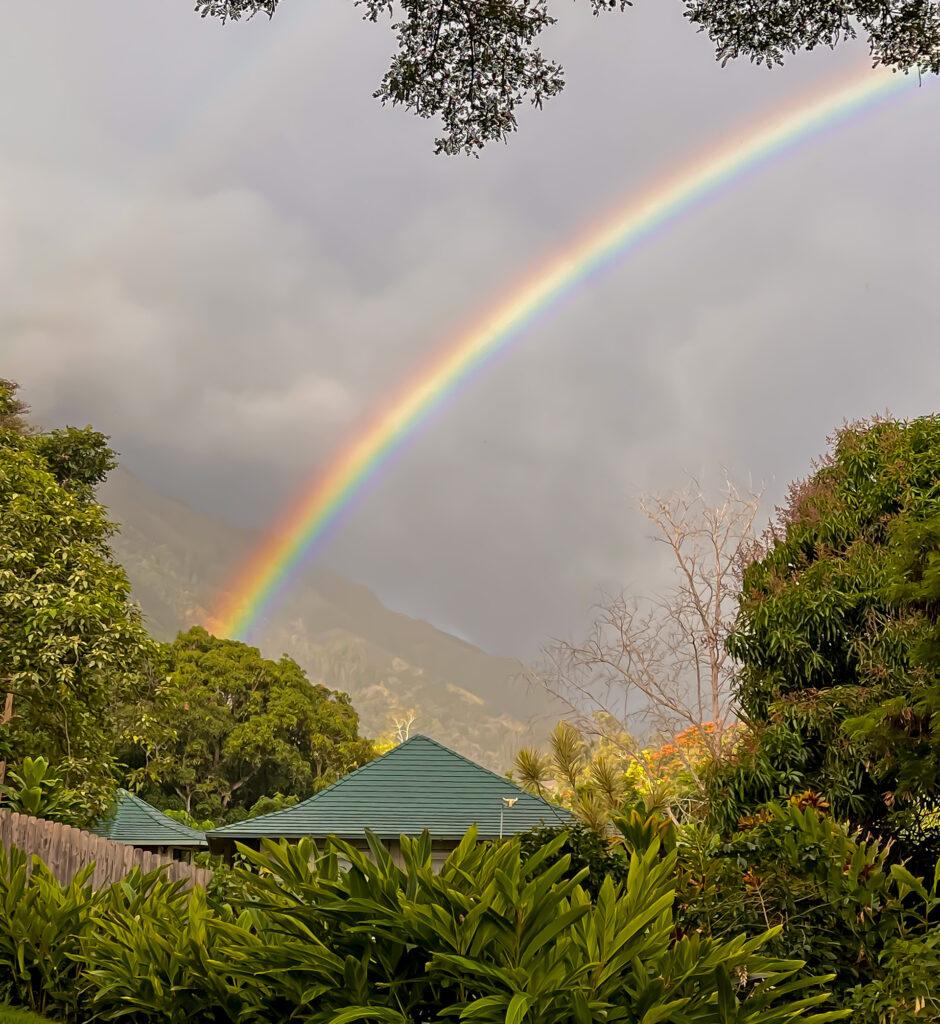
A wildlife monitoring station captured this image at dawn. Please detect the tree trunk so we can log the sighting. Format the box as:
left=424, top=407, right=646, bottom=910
left=0, top=690, right=14, bottom=786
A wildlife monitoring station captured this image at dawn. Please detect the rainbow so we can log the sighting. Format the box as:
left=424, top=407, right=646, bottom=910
left=210, top=66, right=918, bottom=641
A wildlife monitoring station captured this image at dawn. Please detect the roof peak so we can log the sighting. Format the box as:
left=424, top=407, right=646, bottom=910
left=209, top=731, right=571, bottom=840
left=97, top=790, right=207, bottom=845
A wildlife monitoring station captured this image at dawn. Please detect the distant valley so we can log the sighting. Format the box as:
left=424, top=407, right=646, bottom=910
left=101, top=471, right=559, bottom=770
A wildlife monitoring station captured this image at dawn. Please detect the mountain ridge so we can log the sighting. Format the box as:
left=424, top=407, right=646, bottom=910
left=100, top=470, right=556, bottom=769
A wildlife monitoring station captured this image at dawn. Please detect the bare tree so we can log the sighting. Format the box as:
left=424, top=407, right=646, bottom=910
left=537, top=479, right=762, bottom=779
left=393, top=710, right=417, bottom=744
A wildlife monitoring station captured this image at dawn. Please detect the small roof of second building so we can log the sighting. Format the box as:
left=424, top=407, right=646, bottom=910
left=94, top=790, right=208, bottom=848
left=209, top=734, right=571, bottom=843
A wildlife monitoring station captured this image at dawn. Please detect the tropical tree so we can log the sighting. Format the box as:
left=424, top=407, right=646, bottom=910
left=515, top=717, right=728, bottom=828
left=119, top=626, right=373, bottom=821
left=195, top=0, right=939, bottom=154
left=0, top=380, right=29, bottom=434
left=845, top=511, right=940, bottom=808
left=709, top=416, right=940, bottom=857
left=0, top=381, right=150, bottom=819
left=514, top=720, right=637, bottom=830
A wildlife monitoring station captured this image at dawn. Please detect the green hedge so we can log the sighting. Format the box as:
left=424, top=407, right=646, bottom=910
left=0, top=830, right=845, bottom=1024
left=0, top=1006, right=59, bottom=1024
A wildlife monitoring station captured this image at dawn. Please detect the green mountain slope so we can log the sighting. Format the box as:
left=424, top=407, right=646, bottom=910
left=100, top=471, right=556, bottom=769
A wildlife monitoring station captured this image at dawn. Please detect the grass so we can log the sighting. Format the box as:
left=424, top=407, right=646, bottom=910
left=0, top=1007, right=59, bottom=1024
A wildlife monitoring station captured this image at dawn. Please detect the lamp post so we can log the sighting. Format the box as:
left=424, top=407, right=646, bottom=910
left=499, top=796, right=518, bottom=839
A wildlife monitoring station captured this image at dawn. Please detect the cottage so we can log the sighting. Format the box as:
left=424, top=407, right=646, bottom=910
left=94, top=789, right=208, bottom=858
left=207, top=734, right=571, bottom=867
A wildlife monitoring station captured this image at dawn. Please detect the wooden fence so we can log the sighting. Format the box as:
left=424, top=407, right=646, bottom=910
left=0, top=809, right=212, bottom=889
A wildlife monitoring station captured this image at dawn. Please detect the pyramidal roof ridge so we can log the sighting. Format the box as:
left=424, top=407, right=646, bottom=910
left=212, top=734, right=434, bottom=832
left=410, top=733, right=553, bottom=800
left=116, top=789, right=207, bottom=841
left=209, top=733, right=561, bottom=836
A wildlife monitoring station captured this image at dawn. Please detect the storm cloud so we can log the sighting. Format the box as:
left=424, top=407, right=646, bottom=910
left=4, top=0, right=939, bottom=657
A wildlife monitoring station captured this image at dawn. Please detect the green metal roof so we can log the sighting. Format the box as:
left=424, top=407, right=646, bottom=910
left=208, top=735, right=572, bottom=842
left=94, top=790, right=208, bottom=848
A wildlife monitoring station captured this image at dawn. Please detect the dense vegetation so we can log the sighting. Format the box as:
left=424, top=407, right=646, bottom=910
left=0, top=380, right=374, bottom=829
left=710, top=417, right=940, bottom=864
left=0, top=825, right=849, bottom=1024
left=2, top=379, right=939, bottom=1021
left=511, top=418, right=940, bottom=1019
left=117, top=627, right=373, bottom=823
left=0, top=381, right=151, bottom=818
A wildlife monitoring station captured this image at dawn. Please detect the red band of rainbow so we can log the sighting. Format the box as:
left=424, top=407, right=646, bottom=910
left=209, top=66, right=919, bottom=641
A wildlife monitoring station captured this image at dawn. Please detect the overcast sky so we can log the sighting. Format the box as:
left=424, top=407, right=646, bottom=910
left=4, top=1, right=939, bottom=658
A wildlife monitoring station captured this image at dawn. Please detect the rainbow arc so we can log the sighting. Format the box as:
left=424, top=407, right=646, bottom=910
left=208, top=67, right=917, bottom=641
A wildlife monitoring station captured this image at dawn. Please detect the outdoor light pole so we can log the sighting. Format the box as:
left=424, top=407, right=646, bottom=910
left=499, top=796, right=518, bottom=840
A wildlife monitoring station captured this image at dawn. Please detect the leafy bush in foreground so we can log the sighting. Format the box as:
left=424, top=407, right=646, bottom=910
left=674, top=800, right=940, bottom=1016
left=236, top=828, right=843, bottom=1024
left=0, top=828, right=845, bottom=1024
left=0, top=758, right=85, bottom=828
left=0, top=847, right=96, bottom=1021
left=0, top=1005, right=60, bottom=1024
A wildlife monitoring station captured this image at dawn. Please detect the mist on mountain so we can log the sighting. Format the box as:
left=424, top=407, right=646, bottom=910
left=101, top=469, right=559, bottom=769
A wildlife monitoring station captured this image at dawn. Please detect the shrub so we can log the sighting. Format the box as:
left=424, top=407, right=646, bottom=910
left=240, top=828, right=843, bottom=1023
left=0, top=847, right=98, bottom=1022
left=0, top=1006, right=60, bottom=1024
left=81, top=872, right=266, bottom=1024
left=0, top=827, right=846, bottom=1024
left=0, top=758, right=84, bottom=828
left=675, top=801, right=939, bottom=998
left=849, top=924, right=940, bottom=1022
left=516, top=819, right=631, bottom=896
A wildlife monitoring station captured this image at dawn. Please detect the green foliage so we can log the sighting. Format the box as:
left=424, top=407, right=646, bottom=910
left=0, top=1006, right=61, bottom=1024
left=0, top=846, right=97, bottom=1022
left=683, top=0, right=940, bottom=75
left=0, top=758, right=84, bottom=827
left=0, top=381, right=151, bottom=821
left=516, top=808, right=677, bottom=900
left=675, top=802, right=940, bottom=999
left=161, top=808, right=217, bottom=831
left=0, top=381, right=29, bottom=435
left=849, top=924, right=940, bottom=1022
left=32, top=428, right=116, bottom=496
left=81, top=872, right=260, bottom=1024
left=711, top=417, right=940, bottom=852
left=118, top=627, right=373, bottom=822
left=514, top=721, right=644, bottom=831
left=845, top=513, right=940, bottom=807
left=244, top=791, right=300, bottom=818
left=517, top=820, right=631, bottom=896
left=195, top=0, right=627, bottom=155
left=237, top=829, right=841, bottom=1024
left=0, top=826, right=844, bottom=1024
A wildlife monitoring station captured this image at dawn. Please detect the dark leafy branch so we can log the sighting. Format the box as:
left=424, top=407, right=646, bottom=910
left=683, top=0, right=940, bottom=74
left=361, top=0, right=568, bottom=155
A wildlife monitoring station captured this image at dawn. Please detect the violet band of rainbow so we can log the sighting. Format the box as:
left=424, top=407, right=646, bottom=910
left=209, top=67, right=918, bottom=641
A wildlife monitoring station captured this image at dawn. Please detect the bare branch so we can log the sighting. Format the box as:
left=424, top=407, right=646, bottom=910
left=535, top=479, right=762, bottom=770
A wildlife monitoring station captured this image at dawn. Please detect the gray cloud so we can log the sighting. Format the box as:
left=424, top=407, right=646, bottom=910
left=3, top=0, right=939, bottom=657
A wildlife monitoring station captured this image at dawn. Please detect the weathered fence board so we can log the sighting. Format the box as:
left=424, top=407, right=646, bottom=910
left=0, top=808, right=212, bottom=889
